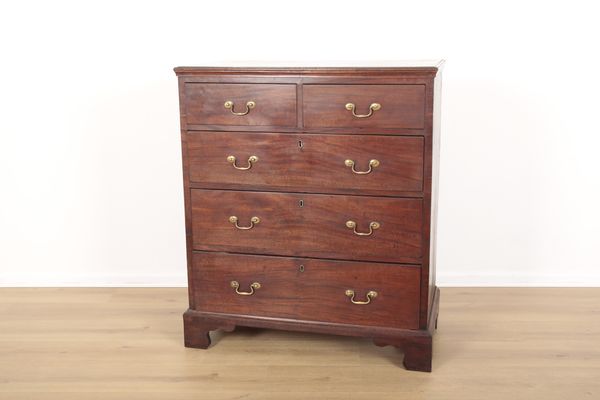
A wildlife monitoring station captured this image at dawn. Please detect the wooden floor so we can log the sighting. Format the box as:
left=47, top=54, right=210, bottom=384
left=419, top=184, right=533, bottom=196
left=0, top=288, right=598, bottom=399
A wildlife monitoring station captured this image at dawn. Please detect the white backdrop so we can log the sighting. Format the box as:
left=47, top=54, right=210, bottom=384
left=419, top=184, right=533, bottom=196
left=1, top=0, right=599, bottom=286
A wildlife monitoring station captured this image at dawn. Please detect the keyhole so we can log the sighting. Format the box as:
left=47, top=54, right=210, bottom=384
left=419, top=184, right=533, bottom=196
left=299, top=265, right=305, bottom=272
left=299, top=199, right=304, bottom=207
left=298, top=139, right=304, bottom=149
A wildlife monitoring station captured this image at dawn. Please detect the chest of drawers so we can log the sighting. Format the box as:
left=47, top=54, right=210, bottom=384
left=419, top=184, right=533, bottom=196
left=176, top=62, right=443, bottom=372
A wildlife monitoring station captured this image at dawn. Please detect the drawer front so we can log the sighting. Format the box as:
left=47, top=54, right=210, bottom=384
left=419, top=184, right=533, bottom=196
left=191, top=190, right=422, bottom=264
left=192, top=252, right=420, bottom=329
left=184, top=83, right=297, bottom=127
left=188, top=132, right=424, bottom=194
left=303, top=84, right=425, bottom=129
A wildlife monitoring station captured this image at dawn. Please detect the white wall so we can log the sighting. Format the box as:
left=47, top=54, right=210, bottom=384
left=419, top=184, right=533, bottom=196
left=1, top=0, right=599, bottom=286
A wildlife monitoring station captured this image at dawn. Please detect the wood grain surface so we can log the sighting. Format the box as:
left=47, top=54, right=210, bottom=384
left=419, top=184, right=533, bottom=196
left=303, top=84, right=426, bottom=128
left=187, top=132, right=424, bottom=195
left=191, top=252, right=420, bottom=329
left=184, top=83, right=297, bottom=126
left=0, top=287, right=598, bottom=399
left=191, top=189, right=423, bottom=263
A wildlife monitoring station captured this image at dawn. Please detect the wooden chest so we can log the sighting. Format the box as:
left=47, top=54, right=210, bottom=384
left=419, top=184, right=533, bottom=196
left=175, top=62, right=443, bottom=372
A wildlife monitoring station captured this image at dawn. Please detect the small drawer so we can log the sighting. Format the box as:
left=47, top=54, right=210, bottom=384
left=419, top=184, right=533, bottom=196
left=184, top=83, right=297, bottom=127
left=303, top=84, right=425, bottom=129
left=188, top=132, right=424, bottom=195
left=192, top=252, right=420, bottom=329
left=191, top=190, right=422, bottom=264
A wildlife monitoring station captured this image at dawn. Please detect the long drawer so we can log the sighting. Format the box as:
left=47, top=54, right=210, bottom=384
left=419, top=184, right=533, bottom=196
left=191, top=189, right=422, bottom=264
left=188, top=132, right=424, bottom=195
left=191, top=252, right=421, bottom=329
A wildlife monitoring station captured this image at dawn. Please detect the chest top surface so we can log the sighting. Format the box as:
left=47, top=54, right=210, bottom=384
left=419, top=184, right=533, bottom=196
left=174, top=60, right=445, bottom=75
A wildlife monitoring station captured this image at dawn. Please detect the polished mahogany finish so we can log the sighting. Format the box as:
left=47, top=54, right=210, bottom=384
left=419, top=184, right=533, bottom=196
left=191, top=252, right=420, bottom=329
left=191, top=189, right=422, bottom=264
left=303, top=84, right=426, bottom=129
left=184, top=83, right=297, bottom=126
left=176, top=62, right=443, bottom=372
left=188, top=132, right=424, bottom=195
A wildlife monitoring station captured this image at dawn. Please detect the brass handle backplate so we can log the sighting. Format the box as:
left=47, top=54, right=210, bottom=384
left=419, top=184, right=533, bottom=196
left=346, top=220, right=380, bottom=236
left=224, top=100, right=256, bottom=116
left=231, top=280, right=261, bottom=296
left=345, top=159, right=380, bottom=175
left=345, top=289, right=378, bottom=305
left=227, top=155, right=258, bottom=170
left=229, top=216, right=260, bottom=230
left=345, top=102, right=381, bottom=118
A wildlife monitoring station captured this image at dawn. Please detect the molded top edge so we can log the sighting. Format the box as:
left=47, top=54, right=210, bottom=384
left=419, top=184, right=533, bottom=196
left=174, top=60, right=445, bottom=76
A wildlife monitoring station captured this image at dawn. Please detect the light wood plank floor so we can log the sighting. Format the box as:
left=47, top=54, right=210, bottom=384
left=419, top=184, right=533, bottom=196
left=0, top=288, right=598, bottom=399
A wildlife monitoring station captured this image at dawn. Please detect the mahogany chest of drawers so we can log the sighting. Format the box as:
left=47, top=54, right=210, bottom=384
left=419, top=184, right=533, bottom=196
left=175, top=62, right=443, bottom=372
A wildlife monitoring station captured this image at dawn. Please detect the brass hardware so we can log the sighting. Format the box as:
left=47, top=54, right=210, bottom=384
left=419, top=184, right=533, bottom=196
left=224, top=100, right=256, bottom=116
left=230, top=280, right=261, bottom=296
left=345, top=289, right=378, bottom=305
left=345, top=102, right=381, bottom=118
left=299, top=199, right=304, bottom=207
left=344, top=159, right=380, bottom=175
left=345, top=220, right=380, bottom=236
left=227, top=155, right=259, bottom=170
left=229, top=216, right=260, bottom=230
left=299, top=264, right=305, bottom=273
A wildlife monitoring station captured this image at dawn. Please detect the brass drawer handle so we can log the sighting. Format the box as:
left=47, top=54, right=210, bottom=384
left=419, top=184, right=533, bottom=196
left=230, top=281, right=261, bottom=296
left=345, top=102, right=381, bottom=118
left=227, top=155, right=258, bottom=170
left=346, top=220, right=380, bottom=236
left=229, top=216, right=260, bottom=230
left=345, top=289, right=378, bottom=305
left=224, top=100, right=256, bottom=116
left=344, top=159, right=380, bottom=174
